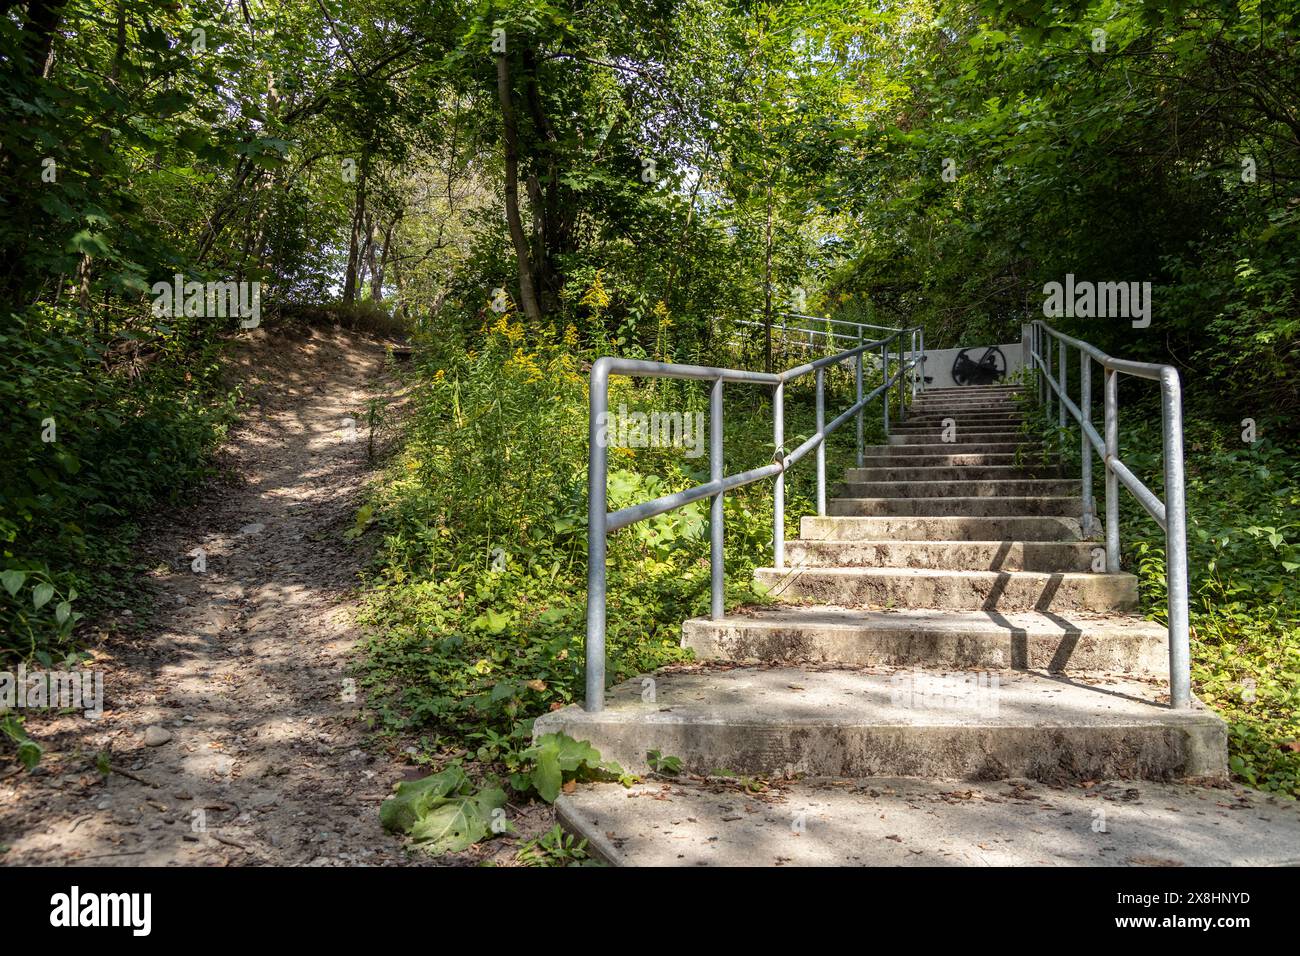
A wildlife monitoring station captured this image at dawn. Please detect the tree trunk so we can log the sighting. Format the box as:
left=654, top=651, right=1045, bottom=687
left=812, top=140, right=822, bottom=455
left=522, top=49, right=562, bottom=313
left=20, top=0, right=66, bottom=79
left=496, top=52, right=543, bottom=323
left=343, top=153, right=369, bottom=305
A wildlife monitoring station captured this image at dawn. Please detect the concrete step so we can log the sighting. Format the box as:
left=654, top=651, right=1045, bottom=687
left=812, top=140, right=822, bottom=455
left=911, top=398, right=1024, bottom=409
left=903, top=412, right=1022, bottom=424
left=558, top=778, right=1296, bottom=867
left=854, top=453, right=1058, bottom=470
left=682, top=606, right=1168, bottom=673
left=828, top=496, right=1079, bottom=518
left=891, top=425, right=1027, bottom=437
left=904, top=413, right=1025, bottom=425
left=909, top=398, right=1029, bottom=408
left=922, top=386, right=1025, bottom=396
left=864, top=442, right=1040, bottom=457
left=913, top=397, right=1022, bottom=406
left=908, top=408, right=1023, bottom=419
left=802, top=515, right=1084, bottom=541
left=784, top=539, right=1099, bottom=571
left=534, top=666, right=1227, bottom=781
left=847, top=465, right=1060, bottom=481
left=754, top=566, right=1138, bottom=611
left=888, top=431, right=1025, bottom=446
left=843, top=479, right=1080, bottom=499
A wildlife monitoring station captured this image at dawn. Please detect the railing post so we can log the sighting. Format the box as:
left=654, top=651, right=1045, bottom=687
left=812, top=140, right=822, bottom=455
left=1103, top=367, right=1121, bottom=574
left=1034, top=327, right=1045, bottom=405
left=1079, top=351, right=1094, bottom=535
left=1043, top=334, right=1052, bottom=424
left=816, top=366, right=826, bottom=516
left=1161, top=369, right=1192, bottom=709
left=855, top=333, right=864, bottom=468
left=896, top=335, right=907, bottom=421
left=585, top=360, right=610, bottom=713
left=1033, top=323, right=1042, bottom=404
left=1040, top=326, right=1047, bottom=407
left=881, top=342, right=890, bottom=437
left=774, top=380, right=785, bottom=570
left=918, top=328, right=926, bottom=392
left=710, top=377, right=724, bottom=620
left=1058, top=335, right=1068, bottom=434
left=908, top=329, right=915, bottom=401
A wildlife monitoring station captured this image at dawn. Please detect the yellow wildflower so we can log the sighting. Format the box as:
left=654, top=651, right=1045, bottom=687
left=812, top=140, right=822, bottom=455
left=580, top=271, right=611, bottom=310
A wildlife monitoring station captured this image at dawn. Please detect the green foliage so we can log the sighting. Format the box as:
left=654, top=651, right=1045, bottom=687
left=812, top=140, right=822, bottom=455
left=819, top=0, right=1300, bottom=408
left=1028, top=399, right=1300, bottom=796
left=358, top=307, right=865, bottom=756
left=0, top=308, right=230, bottom=664
left=516, top=825, right=599, bottom=867
left=1124, top=416, right=1300, bottom=796
left=380, top=733, right=619, bottom=856
left=0, top=715, right=42, bottom=770
left=646, top=750, right=683, bottom=776
left=510, top=733, right=627, bottom=802
left=379, top=765, right=510, bottom=855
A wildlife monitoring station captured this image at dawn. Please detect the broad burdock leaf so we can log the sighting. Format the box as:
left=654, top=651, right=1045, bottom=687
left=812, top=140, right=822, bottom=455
left=379, top=766, right=471, bottom=833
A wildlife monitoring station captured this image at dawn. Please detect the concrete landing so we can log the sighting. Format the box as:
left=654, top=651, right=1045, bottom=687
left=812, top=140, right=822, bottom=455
left=557, top=777, right=1300, bottom=866
left=533, top=666, right=1227, bottom=781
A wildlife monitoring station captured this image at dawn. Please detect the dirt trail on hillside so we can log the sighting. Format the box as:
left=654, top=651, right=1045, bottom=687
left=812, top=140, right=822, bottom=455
left=1, top=327, right=429, bottom=866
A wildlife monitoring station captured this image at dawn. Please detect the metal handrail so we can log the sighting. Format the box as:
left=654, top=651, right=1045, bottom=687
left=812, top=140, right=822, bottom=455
left=774, top=310, right=904, bottom=334
left=585, top=325, right=924, bottom=712
left=1027, top=320, right=1191, bottom=709
left=735, top=317, right=861, bottom=345
left=737, top=312, right=926, bottom=399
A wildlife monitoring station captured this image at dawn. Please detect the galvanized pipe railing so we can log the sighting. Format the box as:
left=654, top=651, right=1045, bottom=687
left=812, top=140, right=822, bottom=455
left=585, top=325, right=923, bottom=711
left=1027, top=320, right=1191, bottom=709
left=735, top=314, right=926, bottom=407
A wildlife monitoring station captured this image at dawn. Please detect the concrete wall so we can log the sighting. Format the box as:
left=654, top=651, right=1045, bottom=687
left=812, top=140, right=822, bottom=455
left=921, top=342, right=1024, bottom=389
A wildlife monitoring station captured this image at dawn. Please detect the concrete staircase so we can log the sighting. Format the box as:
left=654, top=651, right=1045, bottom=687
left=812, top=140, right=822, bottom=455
left=537, top=385, right=1227, bottom=783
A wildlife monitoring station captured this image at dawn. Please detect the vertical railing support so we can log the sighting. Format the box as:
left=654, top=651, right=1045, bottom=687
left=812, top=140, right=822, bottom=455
left=855, top=334, right=864, bottom=468
left=1035, top=323, right=1043, bottom=404
left=815, top=366, right=826, bottom=516
left=585, top=360, right=610, bottom=713
left=710, top=378, right=724, bottom=621
left=918, top=328, right=926, bottom=392
left=1080, top=351, right=1093, bottom=536
left=881, top=342, right=890, bottom=437
left=908, top=329, right=916, bottom=401
left=1044, top=334, right=1053, bottom=425
left=774, top=380, right=785, bottom=570
left=1058, top=334, right=1068, bottom=434
left=1040, top=323, right=1047, bottom=404
left=1161, top=369, right=1192, bottom=709
left=896, top=334, right=907, bottom=421
left=1103, top=367, right=1121, bottom=574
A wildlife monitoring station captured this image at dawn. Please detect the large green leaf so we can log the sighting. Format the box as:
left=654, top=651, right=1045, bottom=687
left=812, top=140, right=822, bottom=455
left=408, top=787, right=507, bottom=854
left=378, top=766, right=470, bottom=833
left=521, top=734, right=602, bottom=802
left=1, top=570, right=25, bottom=597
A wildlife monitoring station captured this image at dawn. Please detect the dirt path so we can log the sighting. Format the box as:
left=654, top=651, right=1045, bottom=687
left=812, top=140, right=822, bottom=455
left=0, top=326, right=425, bottom=866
